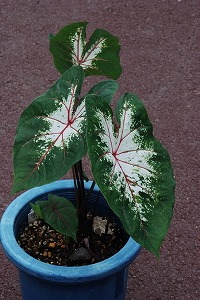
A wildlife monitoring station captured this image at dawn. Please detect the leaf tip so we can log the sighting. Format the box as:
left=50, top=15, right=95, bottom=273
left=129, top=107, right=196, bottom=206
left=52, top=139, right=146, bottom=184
left=48, top=33, right=54, bottom=39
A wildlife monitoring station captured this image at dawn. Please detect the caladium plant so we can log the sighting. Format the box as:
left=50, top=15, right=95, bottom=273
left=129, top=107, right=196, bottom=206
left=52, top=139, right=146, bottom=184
left=12, top=22, right=175, bottom=257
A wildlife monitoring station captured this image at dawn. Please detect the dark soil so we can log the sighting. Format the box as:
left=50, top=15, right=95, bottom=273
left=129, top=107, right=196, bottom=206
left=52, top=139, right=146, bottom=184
left=17, top=215, right=129, bottom=266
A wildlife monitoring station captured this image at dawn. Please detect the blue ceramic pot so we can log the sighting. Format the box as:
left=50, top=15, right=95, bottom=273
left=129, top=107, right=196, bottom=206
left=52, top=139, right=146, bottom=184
left=0, top=180, right=141, bottom=300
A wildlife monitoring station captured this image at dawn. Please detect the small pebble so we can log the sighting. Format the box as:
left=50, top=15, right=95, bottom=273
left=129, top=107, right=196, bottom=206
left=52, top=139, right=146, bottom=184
left=48, top=242, right=56, bottom=248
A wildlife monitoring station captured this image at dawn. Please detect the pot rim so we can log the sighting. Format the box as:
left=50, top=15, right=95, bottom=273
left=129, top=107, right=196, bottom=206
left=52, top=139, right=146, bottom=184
left=0, top=180, right=141, bottom=283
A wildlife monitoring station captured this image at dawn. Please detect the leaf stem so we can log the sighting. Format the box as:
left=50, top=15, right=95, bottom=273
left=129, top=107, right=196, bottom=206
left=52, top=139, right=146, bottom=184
left=72, top=160, right=87, bottom=237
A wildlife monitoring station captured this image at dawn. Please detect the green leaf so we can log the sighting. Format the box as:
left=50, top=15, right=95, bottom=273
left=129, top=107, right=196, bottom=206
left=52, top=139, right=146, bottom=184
left=12, top=66, right=86, bottom=194
left=87, top=80, right=119, bottom=104
left=31, top=202, right=44, bottom=219
left=50, top=22, right=122, bottom=79
left=86, top=93, right=175, bottom=256
left=34, top=194, right=78, bottom=241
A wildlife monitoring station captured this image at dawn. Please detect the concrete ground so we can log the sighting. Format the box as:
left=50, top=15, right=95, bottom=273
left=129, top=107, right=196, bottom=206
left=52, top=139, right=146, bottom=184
left=0, top=0, right=199, bottom=299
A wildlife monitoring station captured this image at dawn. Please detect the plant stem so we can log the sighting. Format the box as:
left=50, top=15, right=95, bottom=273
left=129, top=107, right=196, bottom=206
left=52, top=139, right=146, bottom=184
left=72, top=160, right=87, bottom=237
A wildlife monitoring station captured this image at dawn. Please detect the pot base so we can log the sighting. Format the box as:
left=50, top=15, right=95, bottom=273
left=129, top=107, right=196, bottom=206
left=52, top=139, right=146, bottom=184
left=19, top=267, right=128, bottom=300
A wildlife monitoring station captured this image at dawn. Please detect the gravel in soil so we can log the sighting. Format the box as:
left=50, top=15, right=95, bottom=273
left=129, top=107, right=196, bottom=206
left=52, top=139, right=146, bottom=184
left=17, top=215, right=129, bottom=266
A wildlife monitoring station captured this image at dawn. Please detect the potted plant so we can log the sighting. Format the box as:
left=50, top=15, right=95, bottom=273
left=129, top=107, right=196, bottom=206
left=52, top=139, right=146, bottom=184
left=0, top=22, right=175, bottom=300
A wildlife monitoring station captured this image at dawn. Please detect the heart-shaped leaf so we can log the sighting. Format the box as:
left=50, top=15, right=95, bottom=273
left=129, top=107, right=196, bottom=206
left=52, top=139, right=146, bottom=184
left=86, top=93, right=175, bottom=256
left=12, top=66, right=86, bottom=194
left=33, top=194, right=78, bottom=241
left=12, top=66, right=119, bottom=194
left=49, top=22, right=122, bottom=79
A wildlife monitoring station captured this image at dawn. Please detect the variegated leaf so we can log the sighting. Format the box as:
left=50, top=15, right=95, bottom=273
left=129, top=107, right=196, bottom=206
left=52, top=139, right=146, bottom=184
left=12, top=66, right=86, bottom=194
left=49, top=22, right=122, bottom=79
left=86, top=93, right=175, bottom=256
left=12, top=67, right=119, bottom=194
